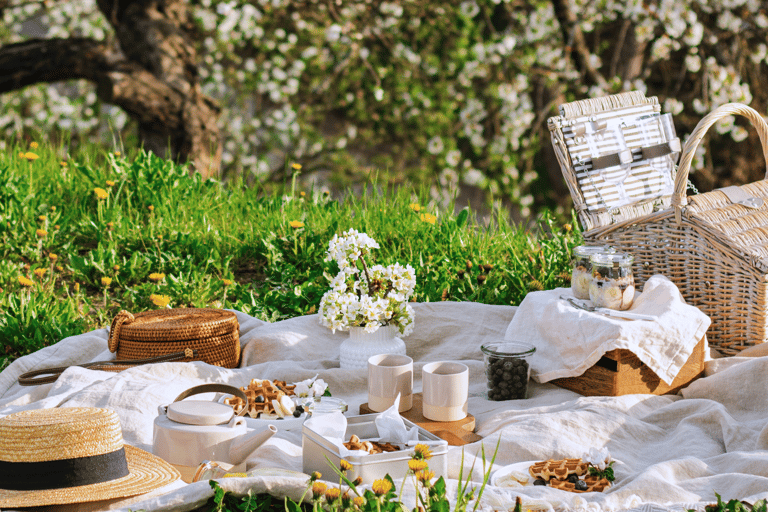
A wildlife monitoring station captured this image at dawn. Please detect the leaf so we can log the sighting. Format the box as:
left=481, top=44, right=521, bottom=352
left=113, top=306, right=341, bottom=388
left=455, top=208, right=469, bottom=228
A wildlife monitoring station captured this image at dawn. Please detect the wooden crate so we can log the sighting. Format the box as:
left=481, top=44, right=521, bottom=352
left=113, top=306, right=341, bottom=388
left=551, top=336, right=706, bottom=396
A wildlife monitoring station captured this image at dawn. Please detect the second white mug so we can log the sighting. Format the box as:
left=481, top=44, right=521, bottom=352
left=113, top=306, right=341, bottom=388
left=368, top=354, right=413, bottom=412
left=422, top=361, right=469, bottom=421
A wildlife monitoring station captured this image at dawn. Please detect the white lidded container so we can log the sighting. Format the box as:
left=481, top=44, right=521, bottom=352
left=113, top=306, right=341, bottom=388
left=302, top=413, right=448, bottom=484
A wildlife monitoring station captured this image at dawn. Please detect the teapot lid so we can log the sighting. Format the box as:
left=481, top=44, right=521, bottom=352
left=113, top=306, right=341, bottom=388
left=166, top=383, right=248, bottom=426
left=167, top=400, right=235, bottom=425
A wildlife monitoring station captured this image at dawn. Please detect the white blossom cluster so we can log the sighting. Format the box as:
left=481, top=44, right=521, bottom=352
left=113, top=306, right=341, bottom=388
left=319, top=229, right=415, bottom=335
left=1, top=0, right=767, bottom=215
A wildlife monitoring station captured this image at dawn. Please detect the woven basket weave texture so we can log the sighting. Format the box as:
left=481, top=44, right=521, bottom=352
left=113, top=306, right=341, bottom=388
left=552, top=94, right=768, bottom=355
left=109, top=308, right=240, bottom=368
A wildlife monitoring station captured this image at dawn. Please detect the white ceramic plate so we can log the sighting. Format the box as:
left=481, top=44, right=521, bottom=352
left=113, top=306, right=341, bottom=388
left=244, top=414, right=307, bottom=432
left=490, top=460, right=537, bottom=488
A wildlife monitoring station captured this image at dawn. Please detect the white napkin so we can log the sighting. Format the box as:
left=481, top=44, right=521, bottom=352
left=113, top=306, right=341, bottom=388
left=302, top=397, right=418, bottom=457
left=504, top=275, right=711, bottom=386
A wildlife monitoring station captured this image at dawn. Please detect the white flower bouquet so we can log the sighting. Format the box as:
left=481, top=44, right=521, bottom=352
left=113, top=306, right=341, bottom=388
left=319, top=229, right=416, bottom=335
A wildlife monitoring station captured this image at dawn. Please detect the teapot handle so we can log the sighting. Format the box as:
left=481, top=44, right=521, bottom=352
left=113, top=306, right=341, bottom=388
left=172, top=383, right=249, bottom=417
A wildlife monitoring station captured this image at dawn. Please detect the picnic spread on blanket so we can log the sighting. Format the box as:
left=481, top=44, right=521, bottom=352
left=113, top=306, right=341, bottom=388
left=2, top=91, right=768, bottom=512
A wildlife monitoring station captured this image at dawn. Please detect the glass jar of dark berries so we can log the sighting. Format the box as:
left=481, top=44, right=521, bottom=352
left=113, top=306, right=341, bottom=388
left=481, top=341, right=535, bottom=401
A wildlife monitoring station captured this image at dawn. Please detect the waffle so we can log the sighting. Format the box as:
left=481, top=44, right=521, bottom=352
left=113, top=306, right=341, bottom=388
left=528, top=458, right=610, bottom=493
left=528, top=458, right=588, bottom=481
left=343, top=434, right=400, bottom=454
left=224, top=379, right=297, bottom=418
left=548, top=473, right=611, bottom=493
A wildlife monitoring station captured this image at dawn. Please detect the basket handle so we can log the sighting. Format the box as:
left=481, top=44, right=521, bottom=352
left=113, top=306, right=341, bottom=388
left=108, top=310, right=135, bottom=353
left=672, top=103, right=768, bottom=223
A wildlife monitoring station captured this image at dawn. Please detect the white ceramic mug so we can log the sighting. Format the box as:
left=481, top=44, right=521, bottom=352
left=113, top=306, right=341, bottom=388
left=422, top=361, right=469, bottom=421
left=368, top=354, right=413, bottom=413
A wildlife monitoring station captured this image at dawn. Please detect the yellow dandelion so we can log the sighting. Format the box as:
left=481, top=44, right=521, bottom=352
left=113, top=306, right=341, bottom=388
left=415, top=469, right=435, bottom=483
left=291, top=163, right=302, bottom=170
left=413, top=444, right=433, bottom=460
left=324, top=487, right=341, bottom=501
left=24, top=152, right=39, bottom=160
left=409, top=203, right=421, bottom=212
left=54, top=224, right=59, bottom=230
left=114, top=151, right=121, bottom=157
left=149, top=272, right=165, bottom=282
left=408, top=459, right=429, bottom=472
left=55, top=265, right=63, bottom=272
left=74, top=282, right=80, bottom=293
left=94, top=187, right=108, bottom=200
left=18, top=276, right=34, bottom=287
left=289, top=220, right=304, bottom=229
left=60, top=161, right=68, bottom=167
left=36, top=229, right=47, bottom=238
left=50, top=206, right=56, bottom=211
left=148, top=205, right=155, bottom=212
left=101, top=277, right=112, bottom=287
left=18, top=152, right=25, bottom=158
left=150, top=294, right=171, bottom=308
left=113, top=265, right=120, bottom=271
left=300, top=191, right=306, bottom=197
left=48, top=253, right=58, bottom=262
left=30, top=141, right=39, bottom=149
left=353, top=496, right=366, bottom=507
left=419, top=213, right=437, bottom=225
left=106, top=180, right=115, bottom=187
left=564, top=223, right=572, bottom=233
left=222, top=279, right=233, bottom=286
left=311, top=481, right=327, bottom=497
left=33, top=268, right=46, bottom=279
left=339, top=459, right=352, bottom=472
left=38, top=215, right=47, bottom=222
left=107, top=222, right=114, bottom=230
left=311, top=471, right=322, bottom=481
left=371, top=478, right=392, bottom=495
left=352, top=476, right=362, bottom=486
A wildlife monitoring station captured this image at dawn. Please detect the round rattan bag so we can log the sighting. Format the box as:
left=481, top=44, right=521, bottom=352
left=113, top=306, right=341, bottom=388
left=108, top=308, right=240, bottom=368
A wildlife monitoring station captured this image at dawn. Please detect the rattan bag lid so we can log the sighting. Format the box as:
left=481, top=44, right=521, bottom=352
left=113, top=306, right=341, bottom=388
left=108, top=308, right=239, bottom=352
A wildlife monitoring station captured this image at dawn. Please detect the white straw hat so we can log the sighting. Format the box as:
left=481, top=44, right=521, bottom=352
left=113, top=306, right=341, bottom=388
left=0, top=407, right=180, bottom=508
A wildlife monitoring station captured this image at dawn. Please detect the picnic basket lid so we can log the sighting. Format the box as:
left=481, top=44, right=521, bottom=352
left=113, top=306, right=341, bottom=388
left=548, top=91, right=681, bottom=231
left=108, top=308, right=238, bottom=352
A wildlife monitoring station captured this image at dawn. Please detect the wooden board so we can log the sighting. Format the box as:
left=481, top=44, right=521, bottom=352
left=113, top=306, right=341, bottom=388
left=551, top=335, right=707, bottom=396
left=360, top=393, right=482, bottom=446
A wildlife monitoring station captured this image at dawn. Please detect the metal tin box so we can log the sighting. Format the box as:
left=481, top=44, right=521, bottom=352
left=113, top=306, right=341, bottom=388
left=302, top=413, right=448, bottom=484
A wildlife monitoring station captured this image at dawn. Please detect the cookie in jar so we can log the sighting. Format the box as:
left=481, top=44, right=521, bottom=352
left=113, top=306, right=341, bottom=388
left=588, top=253, right=635, bottom=310
left=571, top=245, right=615, bottom=300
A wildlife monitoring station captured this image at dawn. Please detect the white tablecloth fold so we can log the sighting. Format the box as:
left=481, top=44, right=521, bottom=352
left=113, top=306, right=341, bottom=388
left=504, top=275, right=711, bottom=385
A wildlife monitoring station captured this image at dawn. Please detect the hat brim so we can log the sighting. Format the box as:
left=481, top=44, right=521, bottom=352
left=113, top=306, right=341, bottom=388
left=0, top=445, right=180, bottom=508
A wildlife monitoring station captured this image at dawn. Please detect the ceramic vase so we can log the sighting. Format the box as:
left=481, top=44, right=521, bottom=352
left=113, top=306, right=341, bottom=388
left=339, top=325, right=406, bottom=370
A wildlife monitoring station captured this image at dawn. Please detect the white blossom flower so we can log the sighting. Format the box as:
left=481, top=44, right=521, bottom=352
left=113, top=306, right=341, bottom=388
left=583, top=447, right=612, bottom=471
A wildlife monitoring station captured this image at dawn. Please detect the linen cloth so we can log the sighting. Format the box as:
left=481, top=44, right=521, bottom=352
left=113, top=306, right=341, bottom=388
left=505, top=275, right=711, bottom=385
left=0, top=301, right=766, bottom=512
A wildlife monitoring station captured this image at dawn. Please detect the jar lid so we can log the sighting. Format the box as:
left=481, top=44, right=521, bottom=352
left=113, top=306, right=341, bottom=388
left=481, top=341, right=536, bottom=357
left=308, top=397, right=348, bottom=416
left=167, top=400, right=235, bottom=426
left=590, top=252, right=634, bottom=267
left=573, top=245, right=615, bottom=258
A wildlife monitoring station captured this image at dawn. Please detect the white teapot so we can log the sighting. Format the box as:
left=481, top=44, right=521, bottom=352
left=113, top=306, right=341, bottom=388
left=153, top=384, right=277, bottom=482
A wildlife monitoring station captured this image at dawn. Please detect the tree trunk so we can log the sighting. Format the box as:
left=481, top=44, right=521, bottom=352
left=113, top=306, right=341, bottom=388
left=0, top=0, right=221, bottom=178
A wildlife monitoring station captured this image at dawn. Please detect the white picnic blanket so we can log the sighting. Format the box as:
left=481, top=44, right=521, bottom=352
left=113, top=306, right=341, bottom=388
left=1, top=302, right=767, bottom=512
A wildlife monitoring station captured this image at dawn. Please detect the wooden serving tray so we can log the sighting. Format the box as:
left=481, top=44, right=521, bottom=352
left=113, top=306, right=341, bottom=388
left=359, top=393, right=482, bottom=446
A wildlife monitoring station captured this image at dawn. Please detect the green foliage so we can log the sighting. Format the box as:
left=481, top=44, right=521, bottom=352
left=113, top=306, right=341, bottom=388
left=203, top=481, right=294, bottom=512
left=686, top=493, right=768, bottom=512
left=0, top=143, right=580, bottom=366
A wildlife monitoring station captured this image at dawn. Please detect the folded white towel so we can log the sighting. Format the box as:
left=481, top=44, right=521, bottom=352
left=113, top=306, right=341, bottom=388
left=504, top=274, right=711, bottom=386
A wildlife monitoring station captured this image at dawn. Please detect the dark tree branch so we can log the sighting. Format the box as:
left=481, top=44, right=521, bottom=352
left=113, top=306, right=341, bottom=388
left=550, top=0, right=608, bottom=89
left=0, top=0, right=221, bottom=177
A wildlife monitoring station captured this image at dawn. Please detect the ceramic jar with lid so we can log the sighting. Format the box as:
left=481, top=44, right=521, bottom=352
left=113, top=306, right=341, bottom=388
left=571, top=245, right=615, bottom=299
left=588, top=252, right=635, bottom=310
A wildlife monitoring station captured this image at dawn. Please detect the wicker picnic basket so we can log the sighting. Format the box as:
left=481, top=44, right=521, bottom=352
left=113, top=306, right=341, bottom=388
left=108, top=308, right=241, bottom=367
left=549, top=91, right=768, bottom=355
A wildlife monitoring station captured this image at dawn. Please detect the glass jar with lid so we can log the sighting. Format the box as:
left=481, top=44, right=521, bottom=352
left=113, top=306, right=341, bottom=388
left=588, top=252, right=635, bottom=310
left=571, top=245, right=615, bottom=300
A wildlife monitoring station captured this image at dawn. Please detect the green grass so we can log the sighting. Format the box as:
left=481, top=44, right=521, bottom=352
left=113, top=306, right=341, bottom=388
left=0, top=140, right=581, bottom=367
